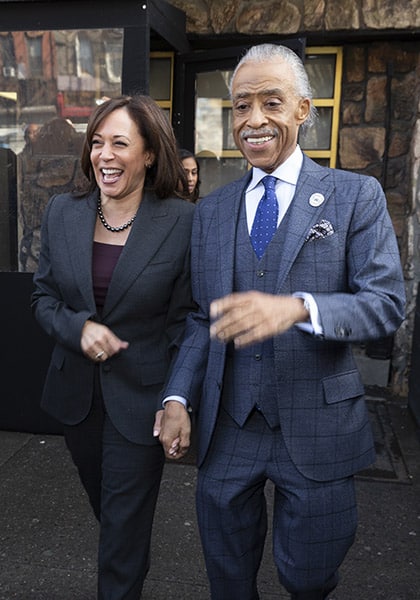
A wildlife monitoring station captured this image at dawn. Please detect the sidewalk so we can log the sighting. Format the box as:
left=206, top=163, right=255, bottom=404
left=0, top=399, right=419, bottom=599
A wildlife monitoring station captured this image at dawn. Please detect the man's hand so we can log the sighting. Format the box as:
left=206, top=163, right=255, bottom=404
left=154, top=401, right=191, bottom=460
left=210, top=291, right=308, bottom=348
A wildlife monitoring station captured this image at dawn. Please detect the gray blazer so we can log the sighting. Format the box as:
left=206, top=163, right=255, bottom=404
left=164, top=155, right=406, bottom=480
left=32, top=189, right=195, bottom=444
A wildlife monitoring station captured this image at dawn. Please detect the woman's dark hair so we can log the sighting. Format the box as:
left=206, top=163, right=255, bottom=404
left=178, top=148, right=200, bottom=203
left=80, top=95, right=188, bottom=199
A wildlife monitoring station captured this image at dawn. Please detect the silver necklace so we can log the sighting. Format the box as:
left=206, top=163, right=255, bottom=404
left=97, top=197, right=137, bottom=232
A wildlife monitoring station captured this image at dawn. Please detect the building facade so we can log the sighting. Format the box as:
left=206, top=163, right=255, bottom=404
left=0, top=0, right=419, bottom=431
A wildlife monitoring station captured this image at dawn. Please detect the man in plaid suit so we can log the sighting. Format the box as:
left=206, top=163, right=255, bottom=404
left=157, top=43, right=405, bottom=600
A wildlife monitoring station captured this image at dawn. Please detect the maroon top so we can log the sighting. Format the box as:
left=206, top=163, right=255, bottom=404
left=92, top=241, right=124, bottom=311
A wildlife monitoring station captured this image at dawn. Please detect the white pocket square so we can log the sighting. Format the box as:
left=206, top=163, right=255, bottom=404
left=305, top=220, right=335, bottom=242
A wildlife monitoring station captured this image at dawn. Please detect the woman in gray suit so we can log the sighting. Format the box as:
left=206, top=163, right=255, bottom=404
left=32, top=95, right=195, bottom=599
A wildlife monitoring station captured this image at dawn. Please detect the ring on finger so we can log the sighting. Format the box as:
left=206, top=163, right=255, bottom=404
left=95, top=350, right=105, bottom=360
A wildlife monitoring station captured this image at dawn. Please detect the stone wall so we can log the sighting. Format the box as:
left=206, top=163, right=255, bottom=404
left=169, top=0, right=420, bottom=36
left=340, top=42, right=420, bottom=395
left=169, top=0, right=420, bottom=396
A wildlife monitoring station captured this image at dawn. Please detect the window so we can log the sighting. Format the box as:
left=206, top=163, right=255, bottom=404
left=150, top=52, right=173, bottom=120
left=76, top=32, right=94, bottom=78
left=0, top=28, right=124, bottom=272
left=1, top=32, right=16, bottom=78
left=0, top=28, right=176, bottom=273
left=195, top=47, right=342, bottom=187
left=26, top=33, right=43, bottom=78
left=192, top=47, right=343, bottom=195
left=104, top=31, right=123, bottom=84
left=194, top=69, right=247, bottom=195
left=301, top=47, right=343, bottom=168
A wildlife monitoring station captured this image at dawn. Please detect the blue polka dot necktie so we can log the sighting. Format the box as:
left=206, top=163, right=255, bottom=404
left=250, top=175, right=279, bottom=260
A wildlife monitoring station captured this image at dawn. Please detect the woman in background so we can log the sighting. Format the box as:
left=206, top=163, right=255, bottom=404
left=32, top=95, right=195, bottom=599
left=179, top=148, right=200, bottom=203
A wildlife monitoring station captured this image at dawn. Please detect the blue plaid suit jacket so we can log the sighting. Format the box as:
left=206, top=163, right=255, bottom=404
left=164, top=155, right=405, bottom=481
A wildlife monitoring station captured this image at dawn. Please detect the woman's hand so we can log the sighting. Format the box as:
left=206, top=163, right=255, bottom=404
left=81, top=319, right=129, bottom=362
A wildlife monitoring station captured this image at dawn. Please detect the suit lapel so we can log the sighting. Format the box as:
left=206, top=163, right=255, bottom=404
left=216, top=173, right=250, bottom=296
left=64, top=191, right=97, bottom=312
left=275, top=156, right=334, bottom=291
left=102, top=191, right=176, bottom=318
left=212, top=162, right=335, bottom=295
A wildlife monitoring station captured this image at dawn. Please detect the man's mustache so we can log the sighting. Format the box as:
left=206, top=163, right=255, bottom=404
left=240, top=128, right=278, bottom=139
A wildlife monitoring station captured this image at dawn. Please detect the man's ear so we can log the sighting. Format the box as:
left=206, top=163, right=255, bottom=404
left=296, top=98, right=311, bottom=124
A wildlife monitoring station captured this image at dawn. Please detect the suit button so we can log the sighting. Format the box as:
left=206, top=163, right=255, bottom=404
left=335, top=325, right=351, bottom=338
left=103, top=364, right=111, bottom=372
left=254, top=354, right=262, bottom=361
left=256, top=270, right=265, bottom=277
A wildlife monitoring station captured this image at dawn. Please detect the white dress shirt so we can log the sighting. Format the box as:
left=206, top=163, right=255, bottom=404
left=245, top=145, right=303, bottom=232
left=247, top=146, right=322, bottom=335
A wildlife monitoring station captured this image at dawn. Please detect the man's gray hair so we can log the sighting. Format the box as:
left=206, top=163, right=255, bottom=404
left=229, top=43, right=317, bottom=132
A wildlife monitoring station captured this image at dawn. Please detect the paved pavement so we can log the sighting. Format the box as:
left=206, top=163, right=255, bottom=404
left=0, top=398, right=419, bottom=600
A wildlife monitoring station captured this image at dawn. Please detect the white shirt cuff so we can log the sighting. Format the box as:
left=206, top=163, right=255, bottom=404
left=293, top=292, right=324, bottom=336
left=162, top=395, right=188, bottom=408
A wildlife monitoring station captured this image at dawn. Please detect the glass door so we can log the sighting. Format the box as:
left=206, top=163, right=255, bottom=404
left=194, top=67, right=248, bottom=196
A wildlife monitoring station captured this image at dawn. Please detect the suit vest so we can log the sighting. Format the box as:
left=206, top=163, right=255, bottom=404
left=221, top=197, right=292, bottom=428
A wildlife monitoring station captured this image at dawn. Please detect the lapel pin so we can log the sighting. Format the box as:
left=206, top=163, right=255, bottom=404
left=309, top=193, right=325, bottom=207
